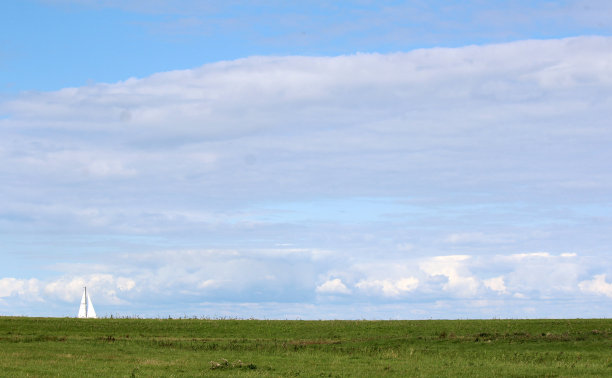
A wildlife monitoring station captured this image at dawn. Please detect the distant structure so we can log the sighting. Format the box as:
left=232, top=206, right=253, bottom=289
left=77, top=287, right=97, bottom=318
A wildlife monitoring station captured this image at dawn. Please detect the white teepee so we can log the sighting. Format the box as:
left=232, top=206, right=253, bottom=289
left=77, top=287, right=97, bottom=318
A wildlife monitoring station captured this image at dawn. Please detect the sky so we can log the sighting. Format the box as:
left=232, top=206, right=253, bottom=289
left=1, top=0, right=612, bottom=319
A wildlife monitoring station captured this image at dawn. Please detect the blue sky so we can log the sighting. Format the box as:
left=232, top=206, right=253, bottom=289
left=3, top=0, right=612, bottom=93
left=1, top=0, right=612, bottom=318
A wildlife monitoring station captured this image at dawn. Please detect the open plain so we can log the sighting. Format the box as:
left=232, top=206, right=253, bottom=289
left=1, top=317, right=611, bottom=376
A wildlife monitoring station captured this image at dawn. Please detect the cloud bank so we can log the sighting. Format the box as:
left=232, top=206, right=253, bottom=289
left=1, top=249, right=610, bottom=318
left=1, top=36, right=612, bottom=318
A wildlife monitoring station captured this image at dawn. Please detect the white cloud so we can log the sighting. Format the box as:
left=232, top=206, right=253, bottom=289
left=0, top=248, right=609, bottom=317
left=508, top=252, right=551, bottom=260
left=419, top=255, right=480, bottom=297
left=2, top=36, right=612, bottom=317
left=44, top=274, right=136, bottom=304
left=316, top=278, right=351, bottom=295
left=355, top=277, right=419, bottom=297
left=2, top=37, right=611, bottom=225
left=578, top=274, right=612, bottom=298
left=0, top=278, right=40, bottom=299
left=500, top=253, right=585, bottom=297
left=483, top=276, right=507, bottom=294
left=116, top=277, right=136, bottom=291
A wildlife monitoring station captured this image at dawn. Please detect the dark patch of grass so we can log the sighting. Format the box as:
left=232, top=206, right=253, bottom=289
left=209, top=358, right=257, bottom=371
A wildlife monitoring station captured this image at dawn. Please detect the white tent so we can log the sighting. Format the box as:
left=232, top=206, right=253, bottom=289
left=77, top=287, right=97, bottom=318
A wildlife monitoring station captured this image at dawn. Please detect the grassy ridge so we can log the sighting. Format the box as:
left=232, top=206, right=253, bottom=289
left=1, top=317, right=611, bottom=376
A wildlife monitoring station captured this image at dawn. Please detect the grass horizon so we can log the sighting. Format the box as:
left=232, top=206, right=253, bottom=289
left=1, top=316, right=611, bottom=376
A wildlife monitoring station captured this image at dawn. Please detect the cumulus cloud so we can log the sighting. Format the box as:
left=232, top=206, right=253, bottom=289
left=316, top=279, right=351, bottom=295
left=483, top=276, right=507, bottom=294
left=116, top=277, right=136, bottom=291
left=579, top=274, right=612, bottom=298
left=355, top=277, right=419, bottom=297
left=0, top=248, right=610, bottom=317
left=44, top=274, right=136, bottom=304
left=0, top=274, right=136, bottom=311
left=0, top=278, right=41, bottom=300
left=419, top=255, right=480, bottom=297
left=500, top=253, right=585, bottom=296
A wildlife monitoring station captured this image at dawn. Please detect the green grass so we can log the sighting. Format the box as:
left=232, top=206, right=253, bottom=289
left=1, top=317, right=611, bottom=376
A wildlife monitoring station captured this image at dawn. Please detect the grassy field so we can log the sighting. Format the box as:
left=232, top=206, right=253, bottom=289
left=0, top=317, right=611, bottom=376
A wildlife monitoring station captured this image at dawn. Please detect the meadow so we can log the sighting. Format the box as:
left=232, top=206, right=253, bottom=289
left=0, top=317, right=611, bottom=376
